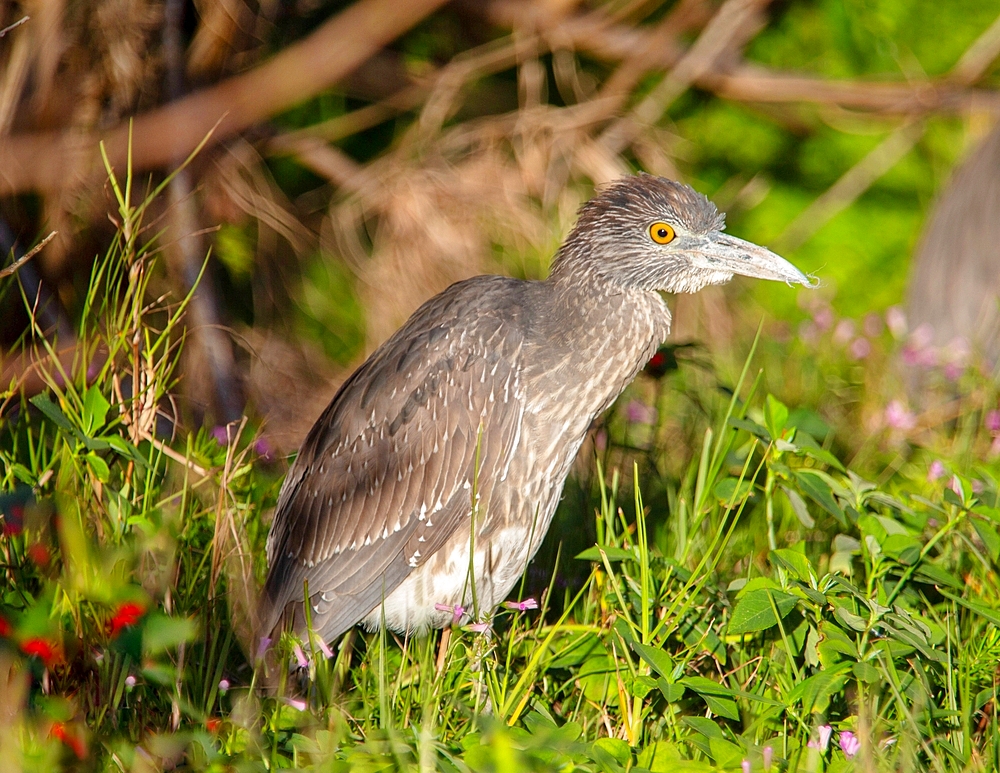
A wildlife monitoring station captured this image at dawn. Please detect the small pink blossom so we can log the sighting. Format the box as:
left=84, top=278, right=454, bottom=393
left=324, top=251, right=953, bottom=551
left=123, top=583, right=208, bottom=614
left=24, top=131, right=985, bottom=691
left=742, top=759, right=751, bottom=773
left=818, top=724, right=832, bottom=751
left=885, top=306, right=907, bottom=338
left=839, top=731, right=860, bottom=758
left=763, top=746, right=773, bottom=771
left=284, top=697, right=307, bottom=711
left=503, top=598, right=538, bottom=612
left=943, top=361, right=964, bottom=381
left=218, top=679, right=230, bottom=694
left=314, top=636, right=334, bottom=659
left=254, top=437, right=275, bottom=462
left=125, top=675, right=136, bottom=689
left=864, top=312, right=884, bottom=338
left=467, top=622, right=491, bottom=634
left=625, top=400, right=657, bottom=426
left=885, top=401, right=916, bottom=431
left=833, top=319, right=856, bottom=345
left=986, top=410, right=1000, bottom=434
left=212, top=425, right=230, bottom=445
left=256, top=637, right=272, bottom=660
left=848, top=337, right=871, bottom=360
left=435, top=603, right=465, bottom=623
left=927, top=460, right=945, bottom=482
left=951, top=476, right=964, bottom=498
left=813, top=306, right=834, bottom=332
left=798, top=321, right=819, bottom=345
left=292, top=643, right=308, bottom=669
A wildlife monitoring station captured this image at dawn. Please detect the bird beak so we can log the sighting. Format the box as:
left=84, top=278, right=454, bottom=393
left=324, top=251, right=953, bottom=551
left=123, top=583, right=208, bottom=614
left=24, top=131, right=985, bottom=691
left=693, top=233, right=813, bottom=287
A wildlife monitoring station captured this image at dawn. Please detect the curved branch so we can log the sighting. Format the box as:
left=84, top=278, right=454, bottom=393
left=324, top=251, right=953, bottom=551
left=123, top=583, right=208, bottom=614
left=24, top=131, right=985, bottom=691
left=0, top=0, right=447, bottom=196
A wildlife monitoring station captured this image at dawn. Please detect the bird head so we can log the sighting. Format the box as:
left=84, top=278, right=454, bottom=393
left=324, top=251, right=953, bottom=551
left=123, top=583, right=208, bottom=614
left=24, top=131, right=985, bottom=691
left=551, top=174, right=812, bottom=294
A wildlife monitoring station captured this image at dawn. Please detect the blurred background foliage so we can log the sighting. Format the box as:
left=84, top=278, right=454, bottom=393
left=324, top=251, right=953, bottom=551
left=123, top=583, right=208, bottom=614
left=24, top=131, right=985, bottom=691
left=3, top=0, right=1000, bottom=769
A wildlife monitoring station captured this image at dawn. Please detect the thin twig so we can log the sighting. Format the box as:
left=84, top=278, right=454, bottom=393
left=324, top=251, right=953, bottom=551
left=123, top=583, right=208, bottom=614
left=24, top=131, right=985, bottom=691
left=0, top=15, right=29, bottom=38
left=0, top=231, right=57, bottom=279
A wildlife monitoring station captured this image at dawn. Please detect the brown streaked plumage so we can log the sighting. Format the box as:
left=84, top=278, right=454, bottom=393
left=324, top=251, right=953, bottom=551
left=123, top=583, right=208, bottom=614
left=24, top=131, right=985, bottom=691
left=261, top=174, right=810, bottom=645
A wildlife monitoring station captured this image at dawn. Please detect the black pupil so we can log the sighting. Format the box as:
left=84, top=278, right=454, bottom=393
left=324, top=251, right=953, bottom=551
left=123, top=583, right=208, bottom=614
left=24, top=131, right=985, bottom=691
left=657, top=228, right=668, bottom=238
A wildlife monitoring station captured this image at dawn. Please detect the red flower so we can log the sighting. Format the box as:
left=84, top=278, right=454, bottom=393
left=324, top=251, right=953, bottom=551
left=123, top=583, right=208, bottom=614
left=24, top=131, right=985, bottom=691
left=21, top=637, right=61, bottom=666
left=2, top=504, right=24, bottom=535
left=50, top=721, right=87, bottom=759
left=206, top=717, right=222, bottom=733
left=27, top=542, right=50, bottom=566
left=109, top=601, right=146, bottom=637
left=0, top=615, right=11, bottom=638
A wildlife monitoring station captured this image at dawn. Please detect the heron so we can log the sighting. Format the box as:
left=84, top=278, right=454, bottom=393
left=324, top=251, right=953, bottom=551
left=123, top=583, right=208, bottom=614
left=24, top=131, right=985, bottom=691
left=260, top=174, right=809, bottom=647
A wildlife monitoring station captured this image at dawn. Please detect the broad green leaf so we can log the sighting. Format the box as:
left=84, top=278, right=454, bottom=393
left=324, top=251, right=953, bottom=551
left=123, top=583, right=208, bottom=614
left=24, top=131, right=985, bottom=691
left=631, top=641, right=674, bottom=679
left=86, top=452, right=110, bottom=483
left=575, top=546, right=634, bottom=562
left=593, top=737, right=630, bottom=766
left=82, top=386, right=110, bottom=434
left=727, top=416, right=770, bottom=440
left=764, top=394, right=789, bottom=439
left=770, top=548, right=815, bottom=583
left=657, top=678, right=686, bottom=702
left=714, top=477, right=754, bottom=505
left=852, top=661, right=881, bottom=684
left=785, top=664, right=852, bottom=714
left=782, top=486, right=815, bottom=528
left=707, top=736, right=744, bottom=766
left=728, top=589, right=798, bottom=634
left=30, top=393, right=73, bottom=431
left=794, top=470, right=845, bottom=524
left=972, top=519, right=1000, bottom=563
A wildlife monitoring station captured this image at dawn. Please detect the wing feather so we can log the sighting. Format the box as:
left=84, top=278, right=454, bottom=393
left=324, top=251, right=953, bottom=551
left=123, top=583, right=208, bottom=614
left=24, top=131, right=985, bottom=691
left=261, top=279, right=527, bottom=641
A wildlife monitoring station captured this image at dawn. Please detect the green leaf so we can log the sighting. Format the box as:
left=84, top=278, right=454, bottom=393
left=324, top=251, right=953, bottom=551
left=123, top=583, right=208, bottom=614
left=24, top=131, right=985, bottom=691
left=143, top=614, right=197, bottom=657
left=770, top=548, right=815, bottom=583
left=727, top=416, right=770, bottom=440
left=631, top=641, right=674, bottom=679
left=714, top=477, right=754, bottom=505
left=593, top=738, right=630, bottom=766
left=972, top=519, right=1000, bottom=563
left=728, top=588, right=798, bottom=634
left=707, top=736, right=744, bottom=765
left=656, top=678, right=686, bottom=702
left=764, top=394, right=789, bottom=439
left=86, top=452, right=110, bottom=483
left=782, top=486, right=815, bottom=528
left=794, top=470, right=845, bottom=524
left=575, top=546, right=634, bottom=562
left=29, top=393, right=73, bottom=431
left=852, top=661, right=881, bottom=684
left=82, top=386, right=110, bottom=434
left=785, top=664, right=852, bottom=714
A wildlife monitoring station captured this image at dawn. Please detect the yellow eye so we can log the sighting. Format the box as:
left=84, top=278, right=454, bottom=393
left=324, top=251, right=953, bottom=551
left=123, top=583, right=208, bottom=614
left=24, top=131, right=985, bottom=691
left=649, top=222, right=676, bottom=244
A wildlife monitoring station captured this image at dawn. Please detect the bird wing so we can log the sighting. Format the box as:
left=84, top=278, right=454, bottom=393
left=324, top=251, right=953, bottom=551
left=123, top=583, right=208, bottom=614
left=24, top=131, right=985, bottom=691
left=261, top=281, right=527, bottom=641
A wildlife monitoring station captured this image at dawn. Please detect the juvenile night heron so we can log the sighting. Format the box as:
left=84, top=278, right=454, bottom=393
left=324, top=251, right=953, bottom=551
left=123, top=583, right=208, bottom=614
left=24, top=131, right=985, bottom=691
left=261, top=174, right=809, bottom=645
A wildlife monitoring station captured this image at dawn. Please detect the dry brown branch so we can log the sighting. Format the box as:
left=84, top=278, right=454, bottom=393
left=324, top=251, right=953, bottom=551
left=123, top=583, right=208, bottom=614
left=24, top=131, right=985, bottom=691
left=0, top=15, right=29, bottom=38
left=0, top=231, right=57, bottom=280
left=599, top=0, right=772, bottom=156
left=0, top=0, right=449, bottom=195
left=702, top=65, right=1000, bottom=115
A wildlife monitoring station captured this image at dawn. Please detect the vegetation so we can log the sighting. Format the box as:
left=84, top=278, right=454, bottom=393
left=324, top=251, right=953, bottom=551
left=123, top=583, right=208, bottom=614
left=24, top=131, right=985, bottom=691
left=3, top=155, right=1000, bottom=771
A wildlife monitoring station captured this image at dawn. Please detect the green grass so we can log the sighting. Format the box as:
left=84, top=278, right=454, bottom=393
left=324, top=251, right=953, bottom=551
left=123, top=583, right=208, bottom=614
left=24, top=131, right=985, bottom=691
left=4, top=166, right=1000, bottom=771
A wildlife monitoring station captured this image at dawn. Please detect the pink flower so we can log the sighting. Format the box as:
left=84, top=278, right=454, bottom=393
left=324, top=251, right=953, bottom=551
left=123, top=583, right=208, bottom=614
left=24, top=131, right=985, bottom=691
left=943, top=361, right=964, bottom=381
left=864, top=312, right=883, bottom=338
left=314, top=636, right=334, bottom=659
left=885, top=306, right=907, bottom=338
left=256, top=637, right=272, bottom=660
left=625, top=400, right=657, bottom=426
left=435, top=603, right=465, bottom=623
left=833, top=319, right=856, bottom=345
left=212, top=425, right=229, bottom=445
left=503, top=598, right=538, bottom=612
left=813, top=307, right=834, bottom=332
left=817, top=724, right=832, bottom=751
left=839, top=731, right=860, bottom=758
left=742, top=760, right=751, bottom=773
left=848, top=337, right=871, bottom=360
left=798, top=321, right=819, bottom=345
left=927, top=460, right=945, bottom=482
left=292, top=643, right=308, bottom=669
left=763, top=746, right=773, bottom=771
left=254, top=437, right=275, bottom=462
left=467, top=622, right=491, bottom=634
left=218, top=679, right=230, bottom=694
left=885, top=401, right=916, bottom=431
left=125, top=675, right=136, bottom=689
left=986, top=410, right=1000, bottom=434
left=284, top=697, right=307, bottom=711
